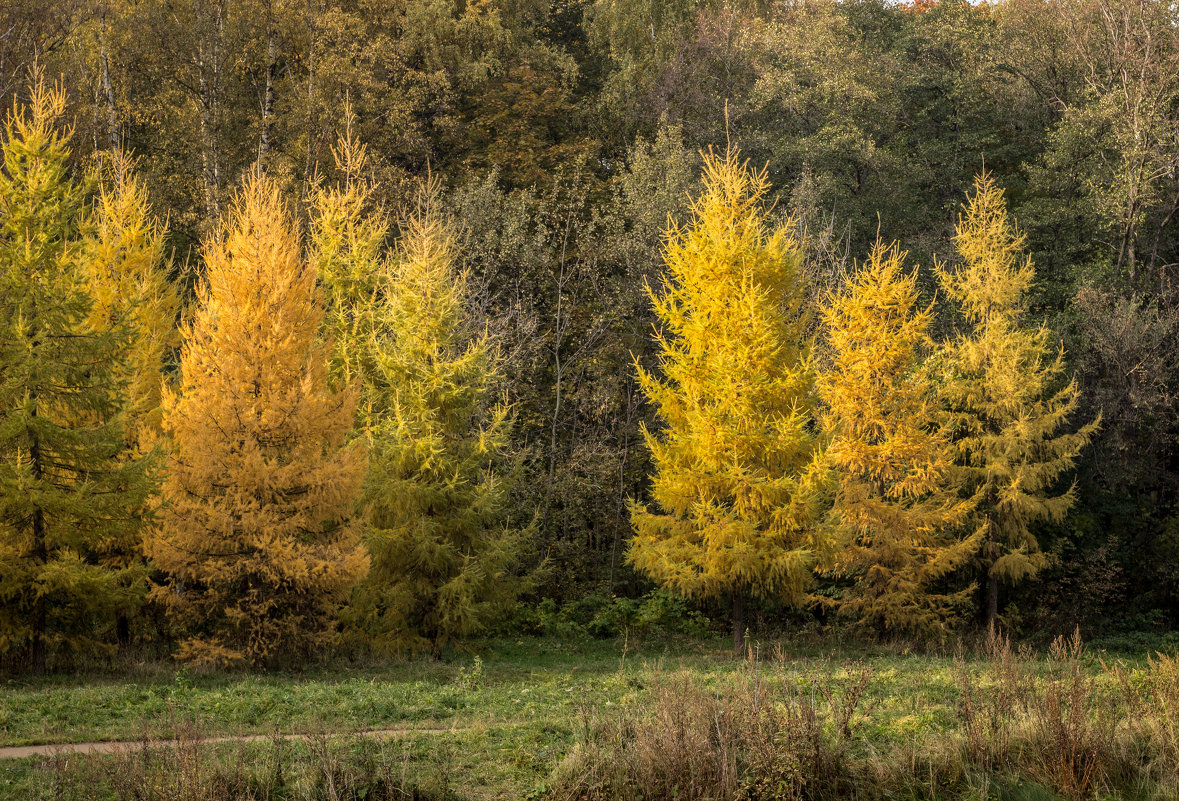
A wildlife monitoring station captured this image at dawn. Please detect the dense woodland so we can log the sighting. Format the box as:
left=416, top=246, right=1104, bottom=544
left=1, top=0, right=1177, bottom=671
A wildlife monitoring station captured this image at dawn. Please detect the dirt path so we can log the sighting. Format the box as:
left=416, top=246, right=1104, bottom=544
left=0, top=726, right=454, bottom=759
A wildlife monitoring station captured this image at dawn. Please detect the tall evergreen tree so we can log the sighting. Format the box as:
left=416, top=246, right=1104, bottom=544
left=82, top=154, right=180, bottom=454
left=310, top=113, right=390, bottom=420
left=0, top=78, right=153, bottom=672
left=628, top=149, right=826, bottom=655
left=938, top=174, right=1098, bottom=628
left=320, top=185, right=527, bottom=656
left=819, top=240, right=979, bottom=639
left=145, top=173, right=367, bottom=668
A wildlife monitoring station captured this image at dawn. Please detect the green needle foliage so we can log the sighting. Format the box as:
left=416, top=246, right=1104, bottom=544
left=0, top=78, right=154, bottom=672
left=311, top=108, right=390, bottom=421
left=319, top=179, right=529, bottom=657
left=82, top=154, right=180, bottom=455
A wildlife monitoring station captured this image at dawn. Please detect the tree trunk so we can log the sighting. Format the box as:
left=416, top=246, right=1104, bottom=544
left=732, top=590, right=745, bottom=657
left=301, top=0, right=319, bottom=192
left=985, top=569, right=999, bottom=631
left=258, top=3, right=276, bottom=165
left=541, top=232, right=572, bottom=538
left=196, top=2, right=224, bottom=230
left=116, top=613, right=131, bottom=651
left=99, top=11, right=120, bottom=151
left=30, top=433, right=47, bottom=674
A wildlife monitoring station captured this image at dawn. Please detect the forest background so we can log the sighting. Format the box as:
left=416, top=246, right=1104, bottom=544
left=1, top=0, right=1178, bottom=670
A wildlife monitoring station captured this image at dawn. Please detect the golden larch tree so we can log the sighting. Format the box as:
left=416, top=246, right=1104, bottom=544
left=819, top=240, right=979, bottom=640
left=628, top=149, right=826, bottom=655
left=145, top=173, right=367, bottom=668
left=938, top=174, right=1098, bottom=629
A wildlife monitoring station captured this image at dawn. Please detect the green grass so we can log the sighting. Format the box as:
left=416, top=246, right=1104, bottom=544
left=0, top=635, right=1166, bottom=800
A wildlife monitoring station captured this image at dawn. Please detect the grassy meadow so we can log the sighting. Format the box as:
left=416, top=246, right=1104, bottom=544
left=2, top=633, right=1177, bottom=800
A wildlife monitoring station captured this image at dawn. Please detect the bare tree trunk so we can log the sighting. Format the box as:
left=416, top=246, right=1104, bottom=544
left=541, top=221, right=573, bottom=539
left=732, top=590, right=745, bottom=657
left=196, top=0, right=224, bottom=230
left=607, top=381, right=638, bottom=593
left=258, top=0, right=276, bottom=166
left=302, top=0, right=318, bottom=193
left=99, top=10, right=119, bottom=151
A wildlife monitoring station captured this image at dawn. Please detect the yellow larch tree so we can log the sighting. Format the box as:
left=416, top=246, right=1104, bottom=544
left=82, top=154, right=180, bottom=453
left=938, top=174, right=1098, bottom=629
left=628, top=149, right=826, bottom=655
left=819, top=240, right=979, bottom=640
left=145, top=173, right=368, bottom=668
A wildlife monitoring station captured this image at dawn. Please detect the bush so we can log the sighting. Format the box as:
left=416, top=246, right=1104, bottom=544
left=548, top=659, right=881, bottom=801
left=503, top=590, right=712, bottom=640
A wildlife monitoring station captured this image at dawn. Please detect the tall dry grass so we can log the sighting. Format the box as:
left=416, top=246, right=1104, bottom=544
left=32, top=721, right=460, bottom=801
left=551, top=634, right=1179, bottom=801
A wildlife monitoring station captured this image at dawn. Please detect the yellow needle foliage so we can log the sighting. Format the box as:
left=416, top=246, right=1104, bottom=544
left=938, top=174, right=1098, bottom=627
left=628, top=149, right=825, bottom=651
left=819, top=240, right=979, bottom=640
left=145, top=174, right=368, bottom=668
left=82, top=155, right=180, bottom=453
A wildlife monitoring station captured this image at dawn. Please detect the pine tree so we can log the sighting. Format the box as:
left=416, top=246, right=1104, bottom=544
left=144, top=173, right=367, bottom=668
left=628, top=149, right=825, bottom=655
left=323, top=188, right=527, bottom=656
left=938, top=174, right=1098, bottom=629
left=819, top=240, right=979, bottom=640
left=0, top=78, right=153, bottom=672
left=82, top=154, right=180, bottom=453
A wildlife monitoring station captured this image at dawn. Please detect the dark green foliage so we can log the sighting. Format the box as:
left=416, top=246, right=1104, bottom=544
left=0, top=0, right=1171, bottom=646
left=0, top=80, right=154, bottom=671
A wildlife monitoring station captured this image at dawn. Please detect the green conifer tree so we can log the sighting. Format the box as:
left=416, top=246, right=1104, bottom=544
left=0, top=78, right=153, bottom=672
left=938, top=174, right=1099, bottom=628
left=82, top=154, right=180, bottom=454
left=628, top=149, right=825, bottom=655
left=324, top=190, right=527, bottom=656
left=309, top=111, right=390, bottom=419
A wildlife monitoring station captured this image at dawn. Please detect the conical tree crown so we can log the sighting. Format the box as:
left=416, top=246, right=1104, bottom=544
left=0, top=77, right=152, bottom=666
left=311, top=115, right=391, bottom=419
left=147, top=173, right=367, bottom=668
left=629, top=149, right=825, bottom=605
left=941, top=177, right=1035, bottom=326
left=937, top=174, right=1098, bottom=612
left=346, top=196, right=525, bottom=656
left=820, top=240, right=979, bottom=638
left=83, top=154, right=179, bottom=452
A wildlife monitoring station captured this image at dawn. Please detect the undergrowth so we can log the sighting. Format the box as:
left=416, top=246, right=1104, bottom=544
left=548, top=630, right=1179, bottom=801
